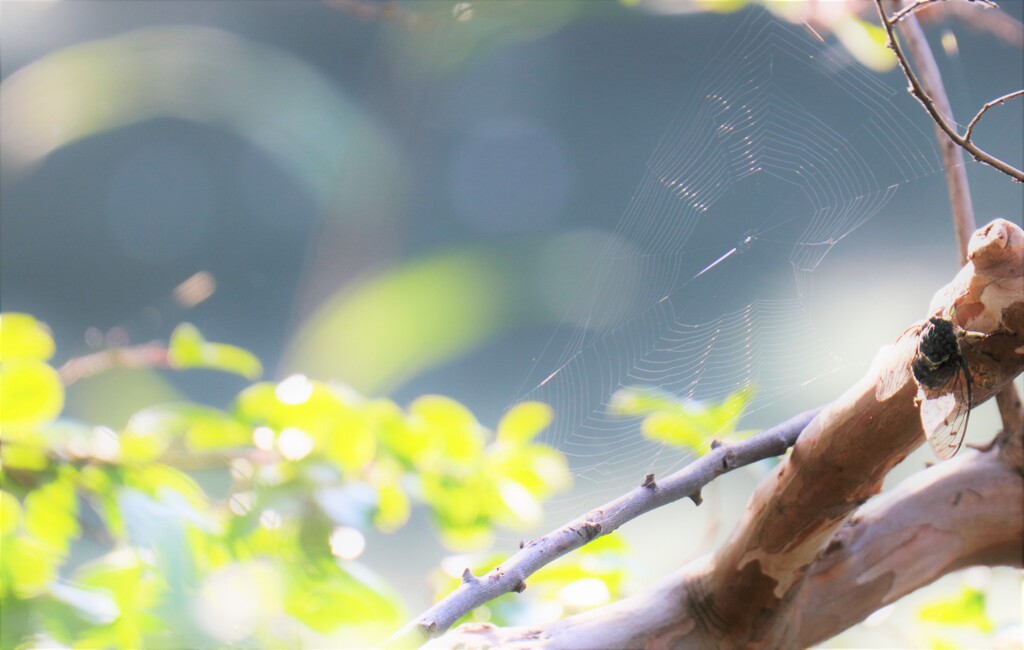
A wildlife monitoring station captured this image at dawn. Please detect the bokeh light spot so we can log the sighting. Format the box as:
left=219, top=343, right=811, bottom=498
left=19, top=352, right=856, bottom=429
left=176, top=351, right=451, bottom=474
left=558, top=577, right=610, bottom=609
left=275, top=374, right=313, bottom=405
left=276, top=427, right=314, bottom=461
left=329, top=526, right=366, bottom=560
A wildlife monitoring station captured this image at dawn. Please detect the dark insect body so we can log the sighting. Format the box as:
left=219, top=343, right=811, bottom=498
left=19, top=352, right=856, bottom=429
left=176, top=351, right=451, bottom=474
left=911, top=317, right=973, bottom=460
left=912, top=317, right=964, bottom=390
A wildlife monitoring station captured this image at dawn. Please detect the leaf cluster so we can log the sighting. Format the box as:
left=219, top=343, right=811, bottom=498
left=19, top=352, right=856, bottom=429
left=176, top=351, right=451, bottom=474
left=0, top=314, right=574, bottom=648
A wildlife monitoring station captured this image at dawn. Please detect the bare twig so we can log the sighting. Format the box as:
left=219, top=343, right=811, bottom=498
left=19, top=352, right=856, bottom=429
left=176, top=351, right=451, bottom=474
left=874, top=0, right=1024, bottom=183
left=385, top=407, right=822, bottom=646
left=58, top=342, right=171, bottom=386
left=890, top=0, right=997, bottom=25
left=890, top=0, right=977, bottom=262
left=965, top=89, right=1024, bottom=143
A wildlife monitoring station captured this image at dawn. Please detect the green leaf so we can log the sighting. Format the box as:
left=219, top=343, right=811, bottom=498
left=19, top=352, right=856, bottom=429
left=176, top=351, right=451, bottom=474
left=236, top=379, right=376, bottom=472
left=283, top=561, right=403, bottom=641
left=487, top=443, right=570, bottom=499
left=611, top=386, right=755, bottom=454
left=168, top=323, right=263, bottom=380
left=373, top=481, right=410, bottom=533
left=918, top=586, right=993, bottom=632
left=73, top=548, right=166, bottom=648
left=0, top=444, right=49, bottom=471
left=694, top=0, right=749, bottom=12
left=497, top=401, right=553, bottom=445
left=124, top=403, right=250, bottom=455
left=833, top=13, right=898, bottom=73
left=3, top=534, right=60, bottom=597
left=0, top=313, right=55, bottom=361
left=608, top=386, right=679, bottom=417
left=408, top=395, right=485, bottom=468
left=0, top=490, right=21, bottom=535
left=641, top=410, right=708, bottom=449
left=23, top=472, right=80, bottom=555
left=366, top=460, right=411, bottom=532
left=0, top=359, right=65, bottom=428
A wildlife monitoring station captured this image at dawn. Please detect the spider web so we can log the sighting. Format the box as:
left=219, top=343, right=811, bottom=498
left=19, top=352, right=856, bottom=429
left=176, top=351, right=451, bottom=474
left=512, top=9, right=944, bottom=514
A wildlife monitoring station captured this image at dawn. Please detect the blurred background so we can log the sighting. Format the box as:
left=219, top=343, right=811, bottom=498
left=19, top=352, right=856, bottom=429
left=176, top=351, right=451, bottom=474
left=2, top=0, right=1022, bottom=648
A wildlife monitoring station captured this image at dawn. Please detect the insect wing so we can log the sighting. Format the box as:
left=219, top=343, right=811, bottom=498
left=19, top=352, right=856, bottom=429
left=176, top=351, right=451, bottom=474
left=875, top=325, right=920, bottom=402
left=918, top=372, right=970, bottom=461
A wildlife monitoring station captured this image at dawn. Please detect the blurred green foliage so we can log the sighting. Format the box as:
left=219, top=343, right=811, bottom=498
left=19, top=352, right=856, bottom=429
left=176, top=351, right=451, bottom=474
left=610, top=385, right=755, bottom=453
left=0, top=312, right=585, bottom=648
left=917, top=586, right=994, bottom=633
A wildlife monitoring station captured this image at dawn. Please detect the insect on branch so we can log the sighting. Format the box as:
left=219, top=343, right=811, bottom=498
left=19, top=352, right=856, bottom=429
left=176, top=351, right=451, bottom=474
left=874, top=0, right=1024, bottom=182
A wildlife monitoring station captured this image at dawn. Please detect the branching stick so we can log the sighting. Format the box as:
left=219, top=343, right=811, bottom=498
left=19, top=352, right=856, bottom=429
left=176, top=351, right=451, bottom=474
left=874, top=0, right=1024, bottom=183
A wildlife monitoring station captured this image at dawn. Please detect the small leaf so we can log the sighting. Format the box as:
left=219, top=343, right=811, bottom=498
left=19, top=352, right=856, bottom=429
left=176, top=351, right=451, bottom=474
left=706, top=385, right=755, bottom=433
left=614, top=386, right=755, bottom=454
left=408, top=395, right=484, bottom=467
left=373, top=482, right=410, bottom=533
left=0, top=359, right=65, bottom=428
left=833, top=13, right=897, bottom=73
left=0, top=313, right=55, bottom=361
left=4, top=534, right=60, bottom=596
left=497, top=402, right=553, bottom=445
left=609, top=386, right=679, bottom=417
left=168, top=323, right=262, bottom=379
left=918, top=587, right=993, bottom=632
left=641, top=410, right=707, bottom=449
left=125, top=403, right=250, bottom=454
left=284, top=561, right=403, bottom=641
left=23, top=473, right=80, bottom=555
left=0, top=490, right=21, bottom=535
left=0, top=444, right=49, bottom=471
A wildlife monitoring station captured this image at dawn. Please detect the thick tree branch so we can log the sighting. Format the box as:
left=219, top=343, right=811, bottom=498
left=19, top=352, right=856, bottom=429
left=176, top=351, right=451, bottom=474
left=426, top=436, right=1023, bottom=650
left=792, top=443, right=1023, bottom=647
left=426, top=219, right=1024, bottom=649
left=386, top=408, right=822, bottom=646
left=874, top=0, right=1024, bottom=183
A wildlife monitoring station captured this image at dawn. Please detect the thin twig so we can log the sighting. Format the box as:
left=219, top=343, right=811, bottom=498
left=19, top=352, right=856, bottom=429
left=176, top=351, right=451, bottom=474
left=874, top=0, right=1024, bottom=183
left=965, top=89, right=1024, bottom=143
left=886, top=0, right=977, bottom=261
left=384, top=407, right=822, bottom=646
left=891, top=0, right=997, bottom=25
left=58, top=342, right=171, bottom=386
